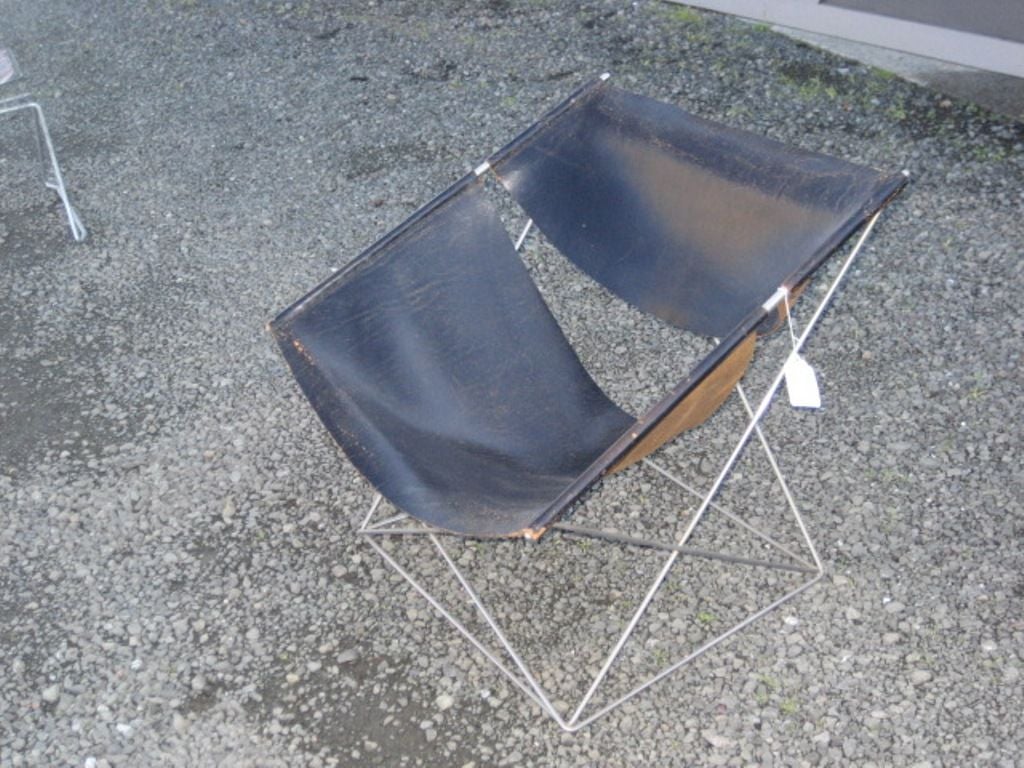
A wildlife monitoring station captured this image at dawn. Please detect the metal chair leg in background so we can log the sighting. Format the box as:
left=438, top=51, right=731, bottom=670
left=0, top=94, right=87, bottom=242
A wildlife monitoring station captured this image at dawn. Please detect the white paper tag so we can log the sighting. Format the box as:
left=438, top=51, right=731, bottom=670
left=784, top=353, right=821, bottom=409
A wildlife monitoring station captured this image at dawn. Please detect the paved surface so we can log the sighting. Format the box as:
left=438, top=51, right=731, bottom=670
left=1, top=2, right=1022, bottom=766
left=774, top=26, right=1024, bottom=121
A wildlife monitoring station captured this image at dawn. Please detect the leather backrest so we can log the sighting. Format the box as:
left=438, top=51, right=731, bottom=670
left=492, top=81, right=905, bottom=338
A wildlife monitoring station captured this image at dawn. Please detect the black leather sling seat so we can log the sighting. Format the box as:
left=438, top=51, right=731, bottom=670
left=270, top=78, right=906, bottom=539
left=271, top=177, right=634, bottom=537
left=491, top=80, right=905, bottom=339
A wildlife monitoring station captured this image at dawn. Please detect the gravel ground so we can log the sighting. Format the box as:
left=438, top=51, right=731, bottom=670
left=2, top=1, right=1022, bottom=766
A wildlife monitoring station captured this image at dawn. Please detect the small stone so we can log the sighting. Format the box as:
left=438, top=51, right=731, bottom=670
left=286, top=673, right=300, bottom=684
left=436, top=693, right=454, bottom=711
left=222, top=497, right=236, bottom=522
left=42, top=684, right=61, bottom=703
left=191, top=675, right=207, bottom=692
left=172, top=713, right=188, bottom=734
left=116, top=723, right=133, bottom=737
left=246, top=627, right=260, bottom=642
left=701, top=730, right=734, bottom=749
left=910, top=669, right=932, bottom=685
left=336, top=648, right=359, bottom=664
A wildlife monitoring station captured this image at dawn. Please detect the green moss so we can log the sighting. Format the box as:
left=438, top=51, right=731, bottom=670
left=696, top=610, right=716, bottom=625
left=667, top=5, right=703, bottom=24
left=760, top=674, right=780, bottom=691
left=972, top=143, right=1009, bottom=162
left=887, top=104, right=907, bottom=121
left=793, top=76, right=839, bottom=101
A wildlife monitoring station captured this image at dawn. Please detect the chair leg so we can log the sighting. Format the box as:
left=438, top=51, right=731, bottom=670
left=359, top=481, right=821, bottom=732
left=28, top=101, right=87, bottom=242
left=567, top=211, right=884, bottom=726
left=0, top=99, right=87, bottom=241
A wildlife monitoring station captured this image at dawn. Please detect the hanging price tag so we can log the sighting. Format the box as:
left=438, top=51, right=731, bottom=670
left=784, top=352, right=821, bottom=409
left=777, top=287, right=822, bottom=409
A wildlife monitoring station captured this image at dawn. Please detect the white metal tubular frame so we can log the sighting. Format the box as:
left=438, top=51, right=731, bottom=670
left=0, top=92, right=87, bottom=242
left=357, top=209, right=884, bottom=730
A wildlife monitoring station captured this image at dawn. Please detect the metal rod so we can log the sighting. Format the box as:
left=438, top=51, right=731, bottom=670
left=642, top=458, right=815, bottom=571
left=360, top=496, right=568, bottom=724
left=358, top=493, right=384, bottom=531
left=366, top=512, right=410, bottom=531
left=361, top=531, right=550, bottom=714
left=551, top=523, right=816, bottom=574
left=514, top=218, right=533, bottom=251
left=429, top=534, right=567, bottom=725
left=735, top=383, right=824, bottom=573
left=360, top=526, right=439, bottom=536
left=568, top=570, right=824, bottom=731
left=0, top=98, right=87, bottom=241
left=569, top=212, right=880, bottom=725
left=797, top=211, right=882, bottom=341
left=364, top=504, right=821, bottom=731
left=364, top=516, right=814, bottom=573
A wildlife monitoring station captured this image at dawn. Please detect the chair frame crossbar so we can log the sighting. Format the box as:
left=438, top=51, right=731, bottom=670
left=357, top=209, right=883, bottom=730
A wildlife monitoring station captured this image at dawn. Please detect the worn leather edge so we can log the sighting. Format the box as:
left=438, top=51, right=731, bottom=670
left=606, top=331, right=757, bottom=474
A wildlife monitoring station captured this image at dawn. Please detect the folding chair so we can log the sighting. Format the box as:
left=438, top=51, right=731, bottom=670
left=270, top=74, right=905, bottom=730
left=0, top=47, right=87, bottom=242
